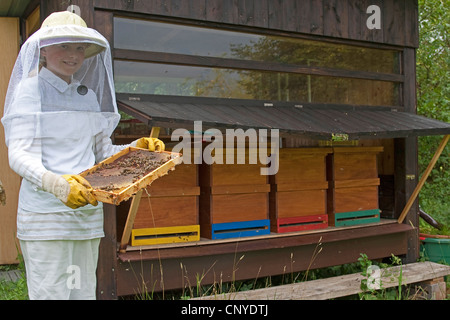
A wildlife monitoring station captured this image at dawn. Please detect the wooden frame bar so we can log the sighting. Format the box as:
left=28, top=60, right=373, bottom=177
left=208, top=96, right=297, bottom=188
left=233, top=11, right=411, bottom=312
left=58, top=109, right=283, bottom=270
left=114, top=49, right=404, bottom=83
left=118, top=127, right=161, bottom=252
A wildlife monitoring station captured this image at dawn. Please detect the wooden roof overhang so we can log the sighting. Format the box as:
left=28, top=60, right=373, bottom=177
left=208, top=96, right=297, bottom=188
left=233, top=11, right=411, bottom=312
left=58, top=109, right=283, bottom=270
left=117, top=94, right=450, bottom=140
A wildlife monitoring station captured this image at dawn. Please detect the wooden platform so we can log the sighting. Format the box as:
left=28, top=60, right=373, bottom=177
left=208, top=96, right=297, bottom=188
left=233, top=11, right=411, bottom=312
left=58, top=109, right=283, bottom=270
left=0, top=269, right=22, bottom=282
left=121, top=218, right=397, bottom=253
left=194, top=261, right=450, bottom=300
left=114, top=219, right=414, bottom=296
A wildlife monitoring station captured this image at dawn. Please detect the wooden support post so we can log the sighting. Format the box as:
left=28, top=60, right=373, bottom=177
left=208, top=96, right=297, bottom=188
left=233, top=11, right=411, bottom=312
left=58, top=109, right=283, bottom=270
left=119, top=189, right=143, bottom=253
left=118, top=128, right=161, bottom=253
left=150, top=127, right=160, bottom=139
left=398, top=135, right=449, bottom=224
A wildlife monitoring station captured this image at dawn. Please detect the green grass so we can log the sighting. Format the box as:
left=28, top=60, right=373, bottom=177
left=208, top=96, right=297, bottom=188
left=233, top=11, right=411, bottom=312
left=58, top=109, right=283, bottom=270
left=0, top=258, right=28, bottom=300
left=1, top=251, right=448, bottom=300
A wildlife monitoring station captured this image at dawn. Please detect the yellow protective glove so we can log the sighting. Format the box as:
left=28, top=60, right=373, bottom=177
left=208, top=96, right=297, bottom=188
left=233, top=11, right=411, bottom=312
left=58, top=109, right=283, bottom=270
left=135, top=137, right=165, bottom=152
left=62, top=174, right=98, bottom=209
left=42, top=172, right=98, bottom=209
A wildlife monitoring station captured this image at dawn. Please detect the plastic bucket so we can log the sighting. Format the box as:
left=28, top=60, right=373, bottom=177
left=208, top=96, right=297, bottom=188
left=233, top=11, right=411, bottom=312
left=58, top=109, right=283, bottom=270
left=420, top=235, right=450, bottom=264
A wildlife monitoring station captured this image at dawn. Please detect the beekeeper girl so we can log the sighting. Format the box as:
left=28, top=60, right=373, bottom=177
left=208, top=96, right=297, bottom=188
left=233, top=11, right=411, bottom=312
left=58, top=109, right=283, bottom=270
left=1, top=11, right=163, bottom=300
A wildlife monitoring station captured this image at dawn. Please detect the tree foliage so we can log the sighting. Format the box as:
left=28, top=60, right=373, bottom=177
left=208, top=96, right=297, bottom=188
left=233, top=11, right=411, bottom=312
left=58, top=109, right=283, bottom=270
left=416, top=0, right=449, bottom=222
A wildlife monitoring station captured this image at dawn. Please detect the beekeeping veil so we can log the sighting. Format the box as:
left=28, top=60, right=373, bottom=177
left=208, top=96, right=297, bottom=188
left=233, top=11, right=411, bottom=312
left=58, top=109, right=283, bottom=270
left=1, top=11, right=120, bottom=148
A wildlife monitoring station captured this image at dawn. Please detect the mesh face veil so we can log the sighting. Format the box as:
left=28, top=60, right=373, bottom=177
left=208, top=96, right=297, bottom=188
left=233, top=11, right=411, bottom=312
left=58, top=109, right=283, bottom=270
left=1, top=12, right=120, bottom=147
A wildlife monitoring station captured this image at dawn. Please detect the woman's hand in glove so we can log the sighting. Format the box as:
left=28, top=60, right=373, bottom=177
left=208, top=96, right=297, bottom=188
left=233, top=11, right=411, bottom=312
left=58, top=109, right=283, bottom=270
left=133, top=137, right=165, bottom=152
left=42, top=172, right=98, bottom=209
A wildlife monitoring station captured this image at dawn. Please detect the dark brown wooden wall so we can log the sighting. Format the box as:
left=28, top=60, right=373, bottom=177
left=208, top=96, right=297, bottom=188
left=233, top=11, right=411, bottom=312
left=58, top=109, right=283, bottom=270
left=41, top=0, right=418, bottom=47
left=93, top=0, right=418, bottom=47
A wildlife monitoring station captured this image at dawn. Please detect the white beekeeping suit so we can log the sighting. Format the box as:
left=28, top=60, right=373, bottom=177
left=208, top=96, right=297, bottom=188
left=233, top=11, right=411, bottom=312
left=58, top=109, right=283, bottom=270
left=2, top=11, right=164, bottom=300
left=2, top=11, right=122, bottom=235
left=1, top=11, right=125, bottom=300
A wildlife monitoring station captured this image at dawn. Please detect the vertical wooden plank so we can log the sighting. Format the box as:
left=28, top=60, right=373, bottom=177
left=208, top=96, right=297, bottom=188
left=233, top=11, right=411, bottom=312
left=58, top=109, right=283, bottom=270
left=187, top=0, right=207, bottom=21
left=206, top=0, right=239, bottom=24
left=93, top=8, right=117, bottom=300
left=404, top=0, right=419, bottom=47
left=170, top=0, right=188, bottom=19
left=93, top=9, right=113, bottom=45
left=94, top=0, right=110, bottom=9
left=383, top=0, right=405, bottom=46
left=205, top=0, right=222, bottom=22
left=252, top=0, right=268, bottom=28
left=222, top=0, right=239, bottom=24
left=268, top=0, right=283, bottom=30
left=97, top=204, right=118, bottom=300
left=324, top=0, right=349, bottom=38
left=0, top=18, right=21, bottom=265
left=132, top=0, right=170, bottom=16
left=120, top=0, right=151, bottom=14
left=282, top=0, right=298, bottom=32
left=237, top=0, right=254, bottom=26
left=297, top=0, right=324, bottom=35
left=25, top=5, right=40, bottom=38
left=396, top=47, right=419, bottom=263
left=347, top=0, right=366, bottom=40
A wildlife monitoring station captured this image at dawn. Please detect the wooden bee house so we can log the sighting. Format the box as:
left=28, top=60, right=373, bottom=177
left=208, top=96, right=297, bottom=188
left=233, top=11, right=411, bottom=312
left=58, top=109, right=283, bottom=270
left=130, top=159, right=200, bottom=246
left=327, top=146, right=384, bottom=226
left=199, top=148, right=270, bottom=239
left=10, top=0, right=450, bottom=299
left=269, top=148, right=332, bottom=232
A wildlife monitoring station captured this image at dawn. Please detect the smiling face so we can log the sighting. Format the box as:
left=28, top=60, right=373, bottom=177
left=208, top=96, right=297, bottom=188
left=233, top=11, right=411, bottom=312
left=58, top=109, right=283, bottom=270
left=40, top=43, right=87, bottom=83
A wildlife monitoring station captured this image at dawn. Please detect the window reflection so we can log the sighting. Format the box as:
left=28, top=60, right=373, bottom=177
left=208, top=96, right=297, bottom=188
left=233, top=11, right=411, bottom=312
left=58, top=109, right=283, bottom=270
left=114, top=61, right=399, bottom=106
left=114, top=17, right=399, bottom=74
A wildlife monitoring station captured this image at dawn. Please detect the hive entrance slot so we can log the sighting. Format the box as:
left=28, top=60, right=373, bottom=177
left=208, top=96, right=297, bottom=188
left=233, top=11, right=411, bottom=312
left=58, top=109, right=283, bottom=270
left=213, top=225, right=269, bottom=235
left=134, top=231, right=199, bottom=240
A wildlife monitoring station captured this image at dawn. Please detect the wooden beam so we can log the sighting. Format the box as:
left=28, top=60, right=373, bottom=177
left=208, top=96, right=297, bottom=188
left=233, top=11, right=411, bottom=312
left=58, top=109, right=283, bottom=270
left=114, top=49, right=404, bottom=83
left=193, top=262, right=450, bottom=300
left=398, top=135, right=449, bottom=224
left=150, top=127, right=160, bottom=138
left=119, top=189, right=143, bottom=253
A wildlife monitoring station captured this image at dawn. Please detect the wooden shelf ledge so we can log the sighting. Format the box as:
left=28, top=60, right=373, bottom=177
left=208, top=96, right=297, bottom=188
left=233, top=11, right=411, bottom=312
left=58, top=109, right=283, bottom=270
left=118, top=219, right=413, bottom=262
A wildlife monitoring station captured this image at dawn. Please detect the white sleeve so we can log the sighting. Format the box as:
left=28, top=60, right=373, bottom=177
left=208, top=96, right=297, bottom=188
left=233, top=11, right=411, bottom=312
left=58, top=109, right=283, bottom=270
left=93, top=132, right=129, bottom=163
left=7, top=138, right=48, bottom=188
